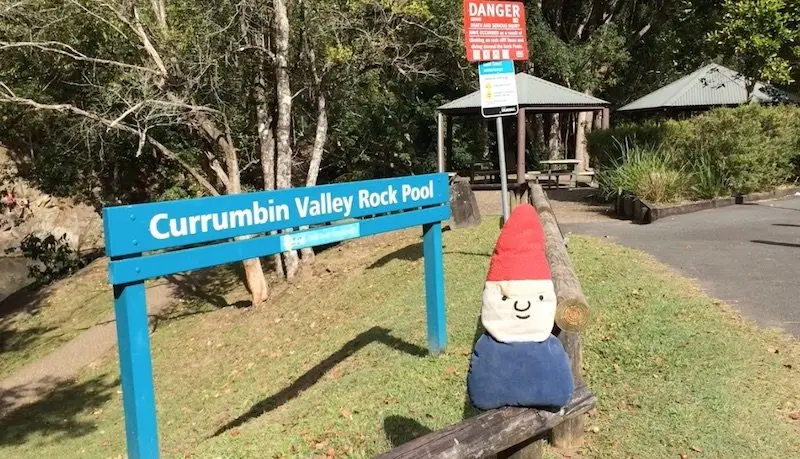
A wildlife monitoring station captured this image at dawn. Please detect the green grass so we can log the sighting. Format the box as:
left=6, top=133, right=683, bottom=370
left=0, top=259, right=115, bottom=380
left=1, top=219, right=798, bottom=458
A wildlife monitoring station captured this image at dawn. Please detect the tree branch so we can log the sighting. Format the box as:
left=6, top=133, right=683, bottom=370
left=0, top=41, right=161, bottom=74
left=0, top=93, right=220, bottom=196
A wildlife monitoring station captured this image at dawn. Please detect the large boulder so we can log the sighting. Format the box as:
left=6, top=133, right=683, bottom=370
left=449, top=177, right=482, bottom=229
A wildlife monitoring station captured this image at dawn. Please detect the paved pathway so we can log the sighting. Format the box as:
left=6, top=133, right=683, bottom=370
left=0, top=281, right=178, bottom=418
left=564, top=197, right=800, bottom=337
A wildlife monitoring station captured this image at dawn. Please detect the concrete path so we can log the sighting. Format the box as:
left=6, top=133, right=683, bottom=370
left=0, top=281, right=178, bottom=418
left=564, top=197, right=800, bottom=337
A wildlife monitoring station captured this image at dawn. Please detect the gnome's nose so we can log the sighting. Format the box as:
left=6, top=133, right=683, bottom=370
left=514, top=301, right=531, bottom=312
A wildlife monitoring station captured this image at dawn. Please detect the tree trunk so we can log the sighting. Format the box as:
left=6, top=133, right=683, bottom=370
left=299, top=88, right=328, bottom=264
left=298, top=13, right=329, bottom=265
left=592, top=110, right=602, bottom=131
left=151, top=0, right=167, bottom=32
left=575, top=112, right=588, bottom=172
left=255, top=74, right=285, bottom=278
left=274, top=0, right=300, bottom=280
left=196, top=114, right=269, bottom=306
left=546, top=113, right=561, bottom=160
left=585, top=111, right=594, bottom=170
left=526, top=114, right=546, bottom=164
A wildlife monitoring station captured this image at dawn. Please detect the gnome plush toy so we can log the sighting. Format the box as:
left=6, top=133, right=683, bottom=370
left=466, top=203, right=574, bottom=411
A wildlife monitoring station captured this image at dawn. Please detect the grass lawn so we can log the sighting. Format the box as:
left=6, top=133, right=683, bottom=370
left=0, top=218, right=798, bottom=458
left=0, top=259, right=113, bottom=380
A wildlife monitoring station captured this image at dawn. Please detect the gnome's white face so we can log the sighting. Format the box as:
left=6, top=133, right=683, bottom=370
left=481, top=279, right=557, bottom=343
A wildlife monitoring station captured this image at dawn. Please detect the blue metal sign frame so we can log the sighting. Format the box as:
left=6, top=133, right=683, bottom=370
left=102, top=173, right=451, bottom=458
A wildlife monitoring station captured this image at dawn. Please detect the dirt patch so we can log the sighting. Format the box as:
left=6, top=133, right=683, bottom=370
left=473, top=188, right=614, bottom=224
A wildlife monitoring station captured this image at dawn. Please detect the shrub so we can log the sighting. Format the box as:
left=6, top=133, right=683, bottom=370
left=597, top=140, right=689, bottom=203
left=18, top=233, right=89, bottom=285
left=689, top=149, right=731, bottom=199
left=589, top=105, right=800, bottom=199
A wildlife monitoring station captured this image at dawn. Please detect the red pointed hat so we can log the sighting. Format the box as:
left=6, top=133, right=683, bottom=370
left=486, top=204, right=551, bottom=281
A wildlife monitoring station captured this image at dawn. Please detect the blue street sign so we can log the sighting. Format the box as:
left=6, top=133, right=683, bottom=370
left=102, top=173, right=451, bottom=458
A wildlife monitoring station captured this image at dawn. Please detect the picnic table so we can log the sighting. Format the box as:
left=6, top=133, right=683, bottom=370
left=538, top=159, right=581, bottom=189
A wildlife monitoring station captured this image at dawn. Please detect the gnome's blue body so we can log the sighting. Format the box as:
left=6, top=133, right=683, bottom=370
left=466, top=204, right=574, bottom=411
left=467, top=333, right=573, bottom=410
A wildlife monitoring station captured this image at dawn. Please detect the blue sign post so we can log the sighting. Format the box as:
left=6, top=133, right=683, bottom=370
left=102, top=173, right=451, bottom=458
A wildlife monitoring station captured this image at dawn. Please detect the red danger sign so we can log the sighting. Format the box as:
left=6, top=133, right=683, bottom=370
left=463, top=0, right=529, bottom=62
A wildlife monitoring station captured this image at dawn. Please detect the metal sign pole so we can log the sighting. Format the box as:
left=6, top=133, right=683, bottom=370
left=495, top=117, right=510, bottom=221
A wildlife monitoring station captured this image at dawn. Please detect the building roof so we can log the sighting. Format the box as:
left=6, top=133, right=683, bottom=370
left=618, top=63, right=800, bottom=112
left=437, top=73, right=610, bottom=116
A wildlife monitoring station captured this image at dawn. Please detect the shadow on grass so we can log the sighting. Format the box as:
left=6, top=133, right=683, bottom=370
left=383, top=415, right=433, bottom=448
left=164, top=264, right=248, bottom=310
left=0, top=324, right=58, bottom=355
left=212, top=326, right=427, bottom=436
left=369, top=238, right=488, bottom=270
left=368, top=242, right=423, bottom=269
left=446, top=251, right=490, bottom=258
left=0, top=375, right=117, bottom=446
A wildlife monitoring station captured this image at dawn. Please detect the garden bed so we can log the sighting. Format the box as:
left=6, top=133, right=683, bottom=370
left=613, top=186, right=800, bottom=224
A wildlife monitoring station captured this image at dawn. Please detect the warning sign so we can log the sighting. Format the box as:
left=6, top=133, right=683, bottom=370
left=463, top=0, right=529, bottom=62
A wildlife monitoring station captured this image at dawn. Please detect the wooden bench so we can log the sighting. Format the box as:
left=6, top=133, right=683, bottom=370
left=379, top=183, right=594, bottom=459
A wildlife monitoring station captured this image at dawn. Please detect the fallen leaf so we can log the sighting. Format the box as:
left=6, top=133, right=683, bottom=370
left=789, top=412, right=800, bottom=421
left=326, top=447, right=336, bottom=457
left=679, top=454, right=689, bottom=459
left=230, top=429, right=240, bottom=437
left=341, top=409, right=353, bottom=420
left=445, top=366, right=459, bottom=375
left=690, top=446, right=702, bottom=452
left=314, top=442, right=325, bottom=450
left=588, top=425, right=600, bottom=433
left=767, top=348, right=779, bottom=354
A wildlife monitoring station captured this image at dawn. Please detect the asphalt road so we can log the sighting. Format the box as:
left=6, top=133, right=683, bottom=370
left=564, top=197, right=800, bottom=337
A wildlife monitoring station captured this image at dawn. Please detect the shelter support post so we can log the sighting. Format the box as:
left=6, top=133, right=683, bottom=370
left=446, top=115, right=454, bottom=172
left=423, top=222, right=447, bottom=355
left=437, top=112, right=445, bottom=172
left=114, top=281, right=160, bottom=459
left=516, top=109, right=526, bottom=185
left=602, top=107, right=610, bottom=129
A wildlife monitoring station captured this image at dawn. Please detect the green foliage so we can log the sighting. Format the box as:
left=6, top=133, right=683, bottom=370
left=708, top=0, right=799, bottom=91
left=689, top=149, right=731, bottom=199
left=17, top=233, right=88, bottom=285
left=590, top=105, right=800, bottom=203
left=596, top=140, right=689, bottom=203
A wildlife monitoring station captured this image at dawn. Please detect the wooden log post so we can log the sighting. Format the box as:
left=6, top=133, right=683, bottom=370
left=528, top=183, right=591, bottom=449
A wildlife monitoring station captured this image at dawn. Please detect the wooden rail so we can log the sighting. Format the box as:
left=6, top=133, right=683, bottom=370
left=375, top=385, right=595, bottom=459
left=378, top=184, right=595, bottom=459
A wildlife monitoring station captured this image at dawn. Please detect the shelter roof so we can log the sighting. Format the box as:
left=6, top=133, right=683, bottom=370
left=618, top=63, right=800, bottom=112
left=438, top=73, right=610, bottom=116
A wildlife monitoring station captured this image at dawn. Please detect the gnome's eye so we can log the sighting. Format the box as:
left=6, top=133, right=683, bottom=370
left=538, top=295, right=544, bottom=301
left=501, top=295, right=508, bottom=301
